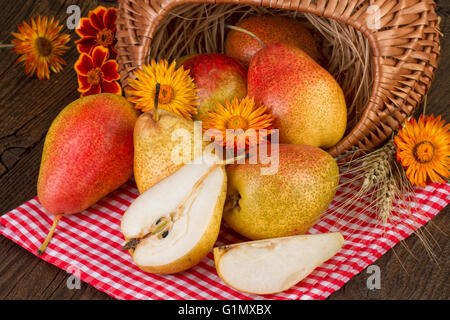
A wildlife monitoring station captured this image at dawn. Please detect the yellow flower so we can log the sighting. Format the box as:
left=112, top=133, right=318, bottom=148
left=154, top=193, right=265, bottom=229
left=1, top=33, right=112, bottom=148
left=201, top=96, right=274, bottom=150
left=11, top=15, right=70, bottom=80
left=394, top=114, right=449, bottom=187
left=126, top=59, right=198, bottom=119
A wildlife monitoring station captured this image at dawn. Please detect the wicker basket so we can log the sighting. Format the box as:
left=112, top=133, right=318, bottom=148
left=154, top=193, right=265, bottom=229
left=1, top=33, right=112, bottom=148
left=115, top=0, right=440, bottom=158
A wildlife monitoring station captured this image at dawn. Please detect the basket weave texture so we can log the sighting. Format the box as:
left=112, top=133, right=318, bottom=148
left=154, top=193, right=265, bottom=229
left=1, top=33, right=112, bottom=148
left=116, top=0, right=440, bottom=157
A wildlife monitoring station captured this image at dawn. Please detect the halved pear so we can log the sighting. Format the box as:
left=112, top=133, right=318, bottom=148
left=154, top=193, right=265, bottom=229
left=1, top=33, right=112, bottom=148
left=121, top=153, right=227, bottom=274
left=214, top=232, right=344, bottom=295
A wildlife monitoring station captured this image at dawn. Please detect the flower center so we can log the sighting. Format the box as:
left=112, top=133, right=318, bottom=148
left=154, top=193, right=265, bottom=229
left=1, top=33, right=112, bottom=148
left=97, top=28, right=114, bottom=47
left=36, top=37, right=53, bottom=57
left=412, top=140, right=435, bottom=163
left=87, top=68, right=103, bottom=85
left=227, top=116, right=248, bottom=130
left=157, top=84, right=174, bottom=104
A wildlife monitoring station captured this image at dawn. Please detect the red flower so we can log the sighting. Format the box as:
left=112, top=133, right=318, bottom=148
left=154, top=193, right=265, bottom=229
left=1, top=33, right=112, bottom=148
left=75, top=6, right=117, bottom=59
left=74, top=46, right=121, bottom=96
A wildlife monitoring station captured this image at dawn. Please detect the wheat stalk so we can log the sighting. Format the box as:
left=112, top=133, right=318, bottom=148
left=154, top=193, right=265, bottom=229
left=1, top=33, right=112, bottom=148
left=377, top=172, right=397, bottom=224
left=360, top=141, right=396, bottom=194
left=335, top=139, right=408, bottom=225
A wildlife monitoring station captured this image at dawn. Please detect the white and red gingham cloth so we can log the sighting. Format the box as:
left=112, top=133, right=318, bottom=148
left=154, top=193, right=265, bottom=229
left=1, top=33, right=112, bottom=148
left=0, top=175, right=448, bottom=300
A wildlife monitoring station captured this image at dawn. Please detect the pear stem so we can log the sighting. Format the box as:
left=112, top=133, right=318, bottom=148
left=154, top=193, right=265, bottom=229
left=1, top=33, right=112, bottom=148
left=224, top=24, right=266, bottom=48
left=153, top=83, right=161, bottom=122
left=37, top=214, right=62, bottom=256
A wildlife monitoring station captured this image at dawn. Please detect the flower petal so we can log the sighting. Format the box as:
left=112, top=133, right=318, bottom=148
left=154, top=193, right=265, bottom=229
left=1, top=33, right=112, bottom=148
left=89, top=6, right=106, bottom=31
left=103, top=8, right=117, bottom=30
left=101, top=80, right=122, bottom=95
left=81, top=84, right=101, bottom=96
left=75, top=37, right=97, bottom=54
left=77, top=75, right=91, bottom=92
left=108, top=44, right=117, bottom=60
left=76, top=18, right=97, bottom=37
left=92, top=46, right=109, bottom=67
left=101, top=60, right=119, bottom=81
left=74, top=53, right=94, bottom=75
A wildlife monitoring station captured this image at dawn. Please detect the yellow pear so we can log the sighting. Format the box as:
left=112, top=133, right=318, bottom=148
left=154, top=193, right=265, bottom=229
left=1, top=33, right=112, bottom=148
left=224, top=144, right=339, bottom=240
left=134, top=109, right=204, bottom=194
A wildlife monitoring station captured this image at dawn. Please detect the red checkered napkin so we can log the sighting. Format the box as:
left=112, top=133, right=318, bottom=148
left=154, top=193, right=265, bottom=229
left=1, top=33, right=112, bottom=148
left=0, top=176, right=448, bottom=300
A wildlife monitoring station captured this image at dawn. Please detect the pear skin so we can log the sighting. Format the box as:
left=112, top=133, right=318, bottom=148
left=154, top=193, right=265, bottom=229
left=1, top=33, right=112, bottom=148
left=38, top=93, right=138, bottom=215
left=224, top=144, right=339, bottom=240
left=180, top=53, right=247, bottom=120
left=248, top=43, right=347, bottom=148
left=225, top=16, right=319, bottom=66
left=134, top=109, right=205, bottom=194
left=36, top=93, right=138, bottom=254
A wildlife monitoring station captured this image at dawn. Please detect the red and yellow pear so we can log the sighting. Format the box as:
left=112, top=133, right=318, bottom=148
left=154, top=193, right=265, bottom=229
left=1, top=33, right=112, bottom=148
left=248, top=43, right=347, bottom=148
left=225, top=16, right=319, bottom=66
left=180, top=53, right=247, bottom=120
left=37, top=93, right=138, bottom=255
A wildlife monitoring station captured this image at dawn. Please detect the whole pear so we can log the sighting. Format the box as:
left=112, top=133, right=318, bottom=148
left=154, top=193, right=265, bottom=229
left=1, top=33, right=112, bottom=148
left=248, top=43, right=347, bottom=148
left=134, top=109, right=205, bottom=194
left=224, top=144, right=339, bottom=240
left=37, top=93, right=138, bottom=254
left=225, top=16, right=319, bottom=66
left=180, top=53, right=247, bottom=120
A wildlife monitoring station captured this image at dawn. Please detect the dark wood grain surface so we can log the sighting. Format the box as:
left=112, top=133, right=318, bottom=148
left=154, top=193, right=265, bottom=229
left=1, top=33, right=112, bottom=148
left=0, top=0, right=448, bottom=300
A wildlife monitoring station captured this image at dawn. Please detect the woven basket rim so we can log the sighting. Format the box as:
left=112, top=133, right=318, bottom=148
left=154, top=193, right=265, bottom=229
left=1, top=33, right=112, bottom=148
left=115, top=0, right=441, bottom=158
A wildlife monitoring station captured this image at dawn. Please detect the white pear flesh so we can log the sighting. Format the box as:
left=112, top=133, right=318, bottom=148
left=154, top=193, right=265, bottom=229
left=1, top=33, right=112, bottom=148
left=214, top=232, right=344, bottom=295
left=121, top=154, right=227, bottom=274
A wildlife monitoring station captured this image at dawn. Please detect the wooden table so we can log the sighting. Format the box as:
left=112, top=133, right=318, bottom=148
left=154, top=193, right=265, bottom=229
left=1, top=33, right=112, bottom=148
left=0, top=0, right=448, bottom=300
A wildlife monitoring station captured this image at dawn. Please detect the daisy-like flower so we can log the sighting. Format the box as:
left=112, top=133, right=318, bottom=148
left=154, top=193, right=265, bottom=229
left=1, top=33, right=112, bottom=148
left=76, top=6, right=117, bottom=59
left=126, top=59, right=198, bottom=119
left=74, top=46, right=121, bottom=96
left=394, top=114, right=449, bottom=187
left=201, top=96, right=274, bottom=150
left=11, top=15, right=70, bottom=80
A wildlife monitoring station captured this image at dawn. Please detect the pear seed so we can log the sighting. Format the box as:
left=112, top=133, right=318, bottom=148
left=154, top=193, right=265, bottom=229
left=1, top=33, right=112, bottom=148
left=152, top=218, right=169, bottom=235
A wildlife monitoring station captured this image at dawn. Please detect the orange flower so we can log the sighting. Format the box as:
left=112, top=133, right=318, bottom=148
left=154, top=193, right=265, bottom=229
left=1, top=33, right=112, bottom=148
left=76, top=6, right=117, bottom=59
left=11, top=15, right=70, bottom=80
left=394, top=114, right=450, bottom=187
left=74, top=46, right=121, bottom=96
left=201, top=96, right=274, bottom=150
left=126, top=59, right=198, bottom=119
